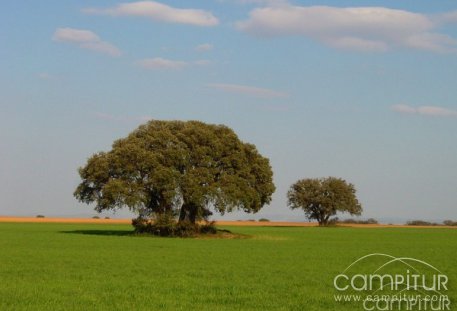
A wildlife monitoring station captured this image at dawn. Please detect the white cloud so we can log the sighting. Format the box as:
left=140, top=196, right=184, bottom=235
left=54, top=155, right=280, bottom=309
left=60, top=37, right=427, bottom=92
left=136, top=57, right=187, bottom=69
left=391, top=104, right=417, bottom=114
left=195, top=43, right=213, bottom=52
left=53, top=28, right=122, bottom=57
left=83, top=1, right=218, bottom=27
left=79, top=41, right=121, bottom=56
left=234, top=0, right=288, bottom=6
left=417, top=106, right=457, bottom=117
left=236, top=5, right=457, bottom=53
left=391, top=104, right=457, bottom=117
left=136, top=57, right=211, bottom=69
left=207, top=83, right=287, bottom=98
left=53, top=28, right=99, bottom=43
left=405, top=33, right=457, bottom=53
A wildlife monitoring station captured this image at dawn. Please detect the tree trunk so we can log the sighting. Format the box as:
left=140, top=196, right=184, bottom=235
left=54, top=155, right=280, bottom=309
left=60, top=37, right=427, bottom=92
left=318, top=214, right=332, bottom=226
left=178, top=202, right=198, bottom=224
left=189, top=206, right=197, bottom=224
left=178, top=205, right=186, bottom=222
left=318, top=215, right=329, bottom=226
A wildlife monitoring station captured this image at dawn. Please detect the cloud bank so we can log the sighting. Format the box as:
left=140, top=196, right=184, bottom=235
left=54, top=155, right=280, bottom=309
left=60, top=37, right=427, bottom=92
left=137, top=57, right=187, bottom=70
left=53, top=28, right=122, bottom=57
left=136, top=58, right=210, bottom=70
left=195, top=43, right=214, bottom=52
left=392, top=104, right=457, bottom=117
left=83, top=1, right=219, bottom=27
left=237, top=5, right=457, bottom=53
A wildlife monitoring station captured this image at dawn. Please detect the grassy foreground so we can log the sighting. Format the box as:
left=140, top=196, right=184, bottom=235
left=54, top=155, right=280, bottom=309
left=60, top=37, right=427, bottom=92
left=0, top=223, right=455, bottom=310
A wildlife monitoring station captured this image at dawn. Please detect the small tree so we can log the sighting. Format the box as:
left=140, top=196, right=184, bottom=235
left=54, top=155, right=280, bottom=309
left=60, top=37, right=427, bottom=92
left=287, top=177, right=362, bottom=226
left=74, top=120, right=275, bottom=235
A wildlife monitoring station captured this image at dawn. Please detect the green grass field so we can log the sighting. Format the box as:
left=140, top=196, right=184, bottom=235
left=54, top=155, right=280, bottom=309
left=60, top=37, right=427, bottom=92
left=0, top=223, right=455, bottom=310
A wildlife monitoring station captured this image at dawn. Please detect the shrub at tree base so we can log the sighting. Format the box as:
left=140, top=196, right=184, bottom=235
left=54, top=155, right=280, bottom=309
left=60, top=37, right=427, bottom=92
left=132, top=214, right=217, bottom=237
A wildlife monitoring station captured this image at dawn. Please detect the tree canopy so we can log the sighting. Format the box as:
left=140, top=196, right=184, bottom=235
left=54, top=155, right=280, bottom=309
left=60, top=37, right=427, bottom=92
left=287, top=177, right=362, bottom=226
left=74, top=120, right=275, bottom=228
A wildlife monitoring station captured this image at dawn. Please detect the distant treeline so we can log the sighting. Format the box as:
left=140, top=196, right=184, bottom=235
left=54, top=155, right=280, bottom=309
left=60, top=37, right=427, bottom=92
left=331, top=218, right=378, bottom=225
left=406, top=220, right=457, bottom=226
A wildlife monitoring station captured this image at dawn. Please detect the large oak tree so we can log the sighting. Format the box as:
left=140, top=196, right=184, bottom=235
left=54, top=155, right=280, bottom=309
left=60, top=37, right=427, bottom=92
left=74, top=120, right=275, bottom=226
left=287, top=177, right=362, bottom=226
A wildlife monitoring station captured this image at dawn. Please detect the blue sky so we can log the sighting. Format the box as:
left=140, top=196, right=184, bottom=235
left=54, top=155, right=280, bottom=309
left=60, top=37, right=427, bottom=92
left=1, top=1, right=457, bottom=222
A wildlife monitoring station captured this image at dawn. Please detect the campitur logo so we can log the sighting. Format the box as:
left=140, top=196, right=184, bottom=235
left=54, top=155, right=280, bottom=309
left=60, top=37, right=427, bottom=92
left=333, top=253, right=451, bottom=310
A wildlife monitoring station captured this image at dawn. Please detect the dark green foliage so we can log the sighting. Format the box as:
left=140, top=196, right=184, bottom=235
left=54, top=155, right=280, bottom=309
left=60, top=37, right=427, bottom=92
left=36, top=215, right=45, bottom=218
left=258, top=218, right=270, bottom=222
left=74, top=120, right=275, bottom=236
left=287, top=177, right=362, bottom=226
left=92, top=216, right=100, bottom=219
